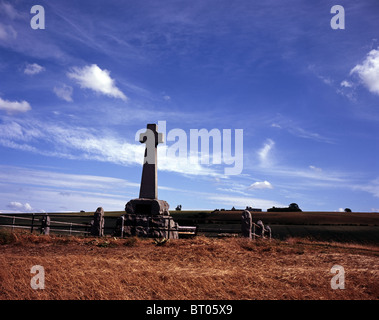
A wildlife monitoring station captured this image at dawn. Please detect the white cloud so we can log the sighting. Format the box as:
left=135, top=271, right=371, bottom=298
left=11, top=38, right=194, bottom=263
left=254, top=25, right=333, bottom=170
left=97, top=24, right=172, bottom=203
left=248, top=181, right=273, bottom=190
left=24, top=63, right=45, bottom=75
left=0, top=97, right=31, bottom=114
left=7, top=201, right=33, bottom=212
left=53, top=85, right=73, bottom=102
left=350, top=48, right=379, bottom=95
left=67, top=64, right=127, bottom=100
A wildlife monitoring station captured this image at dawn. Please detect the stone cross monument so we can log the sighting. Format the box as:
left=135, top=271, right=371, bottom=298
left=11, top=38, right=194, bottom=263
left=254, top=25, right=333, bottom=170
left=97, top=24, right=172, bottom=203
left=139, top=123, right=163, bottom=199
left=115, top=123, right=179, bottom=239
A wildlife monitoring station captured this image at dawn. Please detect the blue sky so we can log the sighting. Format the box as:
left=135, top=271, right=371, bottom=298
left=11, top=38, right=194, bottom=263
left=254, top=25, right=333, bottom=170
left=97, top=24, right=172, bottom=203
left=0, top=0, right=378, bottom=213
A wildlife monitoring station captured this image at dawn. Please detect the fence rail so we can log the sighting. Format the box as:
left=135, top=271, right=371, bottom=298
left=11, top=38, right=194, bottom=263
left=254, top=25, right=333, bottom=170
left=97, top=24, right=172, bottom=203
left=197, top=221, right=271, bottom=239
left=0, top=213, right=91, bottom=236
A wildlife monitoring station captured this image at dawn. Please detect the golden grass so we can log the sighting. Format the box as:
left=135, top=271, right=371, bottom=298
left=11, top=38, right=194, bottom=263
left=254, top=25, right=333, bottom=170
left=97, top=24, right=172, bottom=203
left=0, top=230, right=378, bottom=300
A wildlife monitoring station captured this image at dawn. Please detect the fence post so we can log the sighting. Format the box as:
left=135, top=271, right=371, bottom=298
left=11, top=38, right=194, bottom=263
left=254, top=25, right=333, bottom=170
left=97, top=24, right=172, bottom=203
left=40, top=214, right=50, bottom=235
left=241, top=210, right=252, bottom=239
left=147, top=216, right=150, bottom=238
left=31, top=213, right=35, bottom=233
left=90, top=207, right=104, bottom=237
left=120, top=216, right=124, bottom=238
left=167, top=216, right=170, bottom=240
left=12, top=216, right=15, bottom=232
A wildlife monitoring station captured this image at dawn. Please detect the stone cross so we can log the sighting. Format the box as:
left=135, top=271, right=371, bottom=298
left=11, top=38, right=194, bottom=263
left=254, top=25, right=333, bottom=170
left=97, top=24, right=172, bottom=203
left=139, top=123, right=164, bottom=199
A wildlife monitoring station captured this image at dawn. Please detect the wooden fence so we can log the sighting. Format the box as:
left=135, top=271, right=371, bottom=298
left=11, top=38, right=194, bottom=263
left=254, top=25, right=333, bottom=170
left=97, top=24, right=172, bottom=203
left=0, top=213, right=91, bottom=235
left=0, top=213, right=270, bottom=239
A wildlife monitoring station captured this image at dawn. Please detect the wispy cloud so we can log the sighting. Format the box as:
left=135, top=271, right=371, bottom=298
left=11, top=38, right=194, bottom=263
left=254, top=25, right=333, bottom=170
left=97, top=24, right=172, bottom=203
left=0, top=165, right=140, bottom=191
left=309, top=165, right=322, bottom=172
left=24, top=63, right=45, bottom=75
left=0, top=165, right=281, bottom=212
left=257, top=139, right=274, bottom=166
left=0, top=165, right=140, bottom=212
left=340, top=80, right=353, bottom=88
left=0, top=119, right=222, bottom=178
left=270, top=115, right=335, bottom=144
left=0, top=23, right=17, bottom=40
left=337, top=80, right=356, bottom=101
left=308, top=64, right=334, bottom=86
left=53, top=84, right=73, bottom=102
left=0, top=2, right=23, bottom=20
left=353, top=177, right=379, bottom=198
left=287, top=126, right=335, bottom=144
left=207, top=194, right=283, bottom=209
left=0, top=97, right=31, bottom=114
left=67, top=64, right=127, bottom=101
left=261, top=165, right=347, bottom=184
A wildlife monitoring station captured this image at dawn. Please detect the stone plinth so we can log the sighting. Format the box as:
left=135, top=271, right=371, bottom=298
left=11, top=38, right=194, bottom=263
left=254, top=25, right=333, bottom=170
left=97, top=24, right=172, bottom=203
left=125, top=198, right=169, bottom=216
left=115, top=214, right=179, bottom=239
left=113, top=198, right=179, bottom=239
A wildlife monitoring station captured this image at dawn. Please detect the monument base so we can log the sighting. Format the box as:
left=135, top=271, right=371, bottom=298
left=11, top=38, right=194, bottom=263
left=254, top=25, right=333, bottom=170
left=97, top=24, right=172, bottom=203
left=114, top=213, right=179, bottom=239
left=125, top=198, right=170, bottom=216
left=113, top=198, right=179, bottom=239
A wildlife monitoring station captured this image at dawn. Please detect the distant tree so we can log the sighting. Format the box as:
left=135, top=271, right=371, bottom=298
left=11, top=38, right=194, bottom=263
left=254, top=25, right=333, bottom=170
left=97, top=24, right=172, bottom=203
left=175, top=204, right=182, bottom=211
left=289, top=203, right=302, bottom=212
left=344, top=208, right=352, bottom=213
left=268, top=204, right=302, bottom=212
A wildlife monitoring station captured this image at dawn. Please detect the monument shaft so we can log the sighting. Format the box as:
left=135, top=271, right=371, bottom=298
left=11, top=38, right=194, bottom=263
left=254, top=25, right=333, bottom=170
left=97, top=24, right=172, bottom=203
left=139, top=160, right=157, bottom=199
left=139, top=123, right=163, bottom=199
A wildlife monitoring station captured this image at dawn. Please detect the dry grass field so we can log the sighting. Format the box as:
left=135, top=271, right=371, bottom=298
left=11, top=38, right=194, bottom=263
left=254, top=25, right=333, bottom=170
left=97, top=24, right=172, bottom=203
left=1, top=230, right=378, bottom=300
